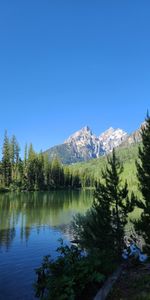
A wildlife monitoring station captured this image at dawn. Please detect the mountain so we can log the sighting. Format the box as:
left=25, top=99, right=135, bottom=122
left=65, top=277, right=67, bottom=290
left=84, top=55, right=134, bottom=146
left=64, top=126, right=104, bottom=160
left=119, top=123, right=144, bottom=148
left=44, top=126, right=104, bottom=164
left=99, top=127, right=128, bottom=153
left=44, top=124, right=141, bottom=164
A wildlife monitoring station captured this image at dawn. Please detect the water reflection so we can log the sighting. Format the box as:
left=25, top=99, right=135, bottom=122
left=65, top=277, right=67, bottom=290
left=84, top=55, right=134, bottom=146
left=0, top=190, right=92, bottom=249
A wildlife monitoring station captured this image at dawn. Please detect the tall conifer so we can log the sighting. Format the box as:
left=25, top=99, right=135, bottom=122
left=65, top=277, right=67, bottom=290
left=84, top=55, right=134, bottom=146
left=134, top=113, right=150, bottom=249
left=2, top=131, right=11, bottom=186
left=73, top=149, right=134, bottom=257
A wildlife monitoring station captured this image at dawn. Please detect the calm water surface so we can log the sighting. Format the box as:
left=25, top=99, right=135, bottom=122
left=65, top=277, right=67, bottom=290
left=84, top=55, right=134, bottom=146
left=0, top=190, right=92, bottom=300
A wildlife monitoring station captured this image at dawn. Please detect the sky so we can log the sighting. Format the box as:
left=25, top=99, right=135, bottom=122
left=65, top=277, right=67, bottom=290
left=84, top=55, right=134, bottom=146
left=0, top=0, right=150, bottom=153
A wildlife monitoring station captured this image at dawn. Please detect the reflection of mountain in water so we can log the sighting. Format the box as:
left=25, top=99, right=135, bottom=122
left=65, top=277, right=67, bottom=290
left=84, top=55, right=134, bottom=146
left=0, top=190, right=92, bottom=249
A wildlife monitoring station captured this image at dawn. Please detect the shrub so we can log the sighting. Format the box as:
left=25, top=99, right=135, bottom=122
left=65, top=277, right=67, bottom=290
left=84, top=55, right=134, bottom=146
left=34, top=240, right=105, bottom=300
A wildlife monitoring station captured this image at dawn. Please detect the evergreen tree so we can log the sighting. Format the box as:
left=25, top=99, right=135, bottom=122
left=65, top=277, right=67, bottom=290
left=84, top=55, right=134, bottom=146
left=22, top=144, right=28, bottom=189
left=2, top=131, right=11, bottom=187
left=24, top=144, right=28, bottom=167
left=72, top=171, right=81, bottom=188
left=134, top=113, right=150, bottom=250
left=73, top=149, right=134, bottom=258
left=64, top=167, right=71, bottom=187
left=17, top=158, right=24, bottom=186
left=51, top=157, right=61, bottom=187
left=43, top=154, right=51, bottom=187
left=10, top=135, right=20, bottom=182
left=36, top=152, right=45, bottom=190
left=73, top=183, right=114, bottom=261
left=0, top=161, right=3, bottom=186
left=103, top=150, right=134, bottom=255
left=26, top=144, right=36, bottom=190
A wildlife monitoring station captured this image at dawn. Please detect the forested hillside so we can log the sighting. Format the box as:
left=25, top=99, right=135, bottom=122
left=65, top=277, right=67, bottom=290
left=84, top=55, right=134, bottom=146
left=69, top=143, right=140, bottom=193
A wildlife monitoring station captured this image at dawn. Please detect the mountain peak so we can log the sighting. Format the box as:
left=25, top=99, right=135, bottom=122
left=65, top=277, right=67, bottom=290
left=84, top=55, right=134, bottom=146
left=82, top=125, right=91, bottom=132
left=80, top=125, right=93, bottom=135
left=99, top=127, right=115, bottom=136
left=99, top=127, right=128, bottom=152
left=64, top=126, right=93, bottom=144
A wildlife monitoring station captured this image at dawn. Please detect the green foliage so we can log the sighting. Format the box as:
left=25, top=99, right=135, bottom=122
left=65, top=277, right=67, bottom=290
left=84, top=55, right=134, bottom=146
left=0, top=131, right=82, bottom=191
left=35, top=240, right=105, bottom=300
left=1, top=131, right=11, bottom=187
left=73, top=150, right=135, bottom=258
left=102, top=150, right=135, bottom=254
left=134, top=114, right=150, bottom=250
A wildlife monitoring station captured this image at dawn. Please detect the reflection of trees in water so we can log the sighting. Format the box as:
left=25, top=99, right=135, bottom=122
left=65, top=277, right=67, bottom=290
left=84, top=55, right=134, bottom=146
left=0, top=190, right=92, bottom=248
left=0, top=228, right=15, bottom=249
left=0, top=193, right=20, bottom=249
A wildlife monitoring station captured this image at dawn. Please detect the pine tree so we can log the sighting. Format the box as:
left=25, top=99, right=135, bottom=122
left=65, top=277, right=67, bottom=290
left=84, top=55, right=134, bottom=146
left=0, top=161, right=3, bottom=187
left=72, top=172, right=81, bottom=188
left=2, top=131, right=11, bottom=187
left=22, top=144, right=28, bottom=189
left=51, top=157, right=61, bottom=187
left=24, top=144, right=28, bottom=167
left=134, top=113, right=150, bottom=250
left=73, top=149, right=134, bottom=258
left=73, top=182, right=114, bottom=260
left=26, top=144, right=36, bottom=190
left=10, top=135, right=20, bottom=182
left=36, top=152, right=45, bottom=190
left=103, top=150, right=134, bottom=255
left=43, top=154, right=51, bottom=187
left=64, top=167, right=71, bottom=187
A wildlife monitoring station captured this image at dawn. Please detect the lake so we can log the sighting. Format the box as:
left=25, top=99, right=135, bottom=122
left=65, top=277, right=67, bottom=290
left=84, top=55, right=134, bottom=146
left=0, top=190, right=93, bottom=300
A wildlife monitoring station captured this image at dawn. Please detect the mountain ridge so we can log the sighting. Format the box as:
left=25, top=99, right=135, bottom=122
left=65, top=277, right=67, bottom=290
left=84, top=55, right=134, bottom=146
left=44, top=124, right=143, bottom=164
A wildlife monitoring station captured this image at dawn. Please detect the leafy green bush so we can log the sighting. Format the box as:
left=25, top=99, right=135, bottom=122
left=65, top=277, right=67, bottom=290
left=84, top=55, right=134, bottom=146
left=34, top=240, right=105, bottom=300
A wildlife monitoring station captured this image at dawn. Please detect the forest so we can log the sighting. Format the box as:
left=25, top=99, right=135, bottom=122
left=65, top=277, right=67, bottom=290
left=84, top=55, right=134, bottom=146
left=0, top=131, right=85, bottom=191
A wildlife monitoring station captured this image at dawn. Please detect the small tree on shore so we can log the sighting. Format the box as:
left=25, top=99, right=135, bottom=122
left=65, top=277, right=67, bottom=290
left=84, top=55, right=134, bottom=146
left=73, top=149, right=134, bottom=258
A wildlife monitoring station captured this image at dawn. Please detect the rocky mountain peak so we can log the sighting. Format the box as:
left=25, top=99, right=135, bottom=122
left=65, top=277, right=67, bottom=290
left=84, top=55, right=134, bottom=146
left=64, top=126, right=93, bottom=144
left=64, top=126, right=102, bottom=160
left=45, top=123, right=142, bottom=164
left=99, top=127, right=128, bottom=153
left=99, top=127, right=115, bottom=139
left=120, top=123, right=143, bottom=147
left=63, top=125, right=128, bottom=160
left=83, top=125, right=91, bottom=132
left=99, top=127, right=127, bottom=139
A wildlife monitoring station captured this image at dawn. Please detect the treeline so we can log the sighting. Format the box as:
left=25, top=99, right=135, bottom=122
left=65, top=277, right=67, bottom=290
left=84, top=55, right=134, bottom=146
left=0, top=131, right=94, bottom=191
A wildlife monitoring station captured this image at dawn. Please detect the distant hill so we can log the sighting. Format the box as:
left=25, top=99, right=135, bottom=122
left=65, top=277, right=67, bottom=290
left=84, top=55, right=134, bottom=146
left=44, top=123, right=143, bottom=164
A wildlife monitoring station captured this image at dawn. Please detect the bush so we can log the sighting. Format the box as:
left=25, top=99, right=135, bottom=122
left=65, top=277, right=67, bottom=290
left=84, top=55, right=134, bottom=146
left=34, top=240, right=105, bottom=300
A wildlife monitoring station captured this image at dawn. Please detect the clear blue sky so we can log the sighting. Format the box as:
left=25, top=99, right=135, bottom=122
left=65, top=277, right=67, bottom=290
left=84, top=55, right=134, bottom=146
left=0, top=0, right=150, bottom=153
